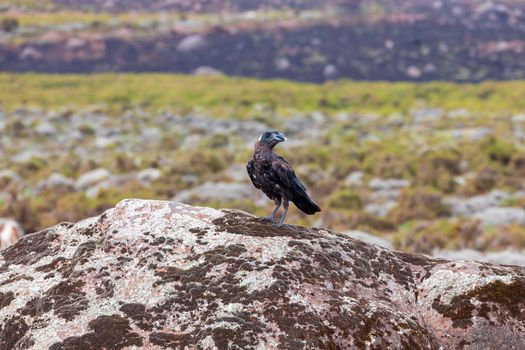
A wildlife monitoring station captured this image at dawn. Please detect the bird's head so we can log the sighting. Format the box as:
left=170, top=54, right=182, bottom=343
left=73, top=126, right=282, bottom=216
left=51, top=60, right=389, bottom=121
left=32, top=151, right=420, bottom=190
left=258, top=131, right=287, bottom=149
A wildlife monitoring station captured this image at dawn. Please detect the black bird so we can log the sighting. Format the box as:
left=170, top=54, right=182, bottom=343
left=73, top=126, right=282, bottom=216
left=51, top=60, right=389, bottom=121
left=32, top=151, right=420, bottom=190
left=247, top=131, right=321, bottom=226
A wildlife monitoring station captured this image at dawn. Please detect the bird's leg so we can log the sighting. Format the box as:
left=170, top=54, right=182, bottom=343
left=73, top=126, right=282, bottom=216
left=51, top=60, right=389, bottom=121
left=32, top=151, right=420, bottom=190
left=263, top=199, right=281, bottom=222
left=273, top=198, right=289, bottom=227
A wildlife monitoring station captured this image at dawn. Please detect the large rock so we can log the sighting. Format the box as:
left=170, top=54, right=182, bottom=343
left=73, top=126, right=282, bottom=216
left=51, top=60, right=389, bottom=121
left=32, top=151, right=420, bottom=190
left=1, top=199, right=525, bottom=349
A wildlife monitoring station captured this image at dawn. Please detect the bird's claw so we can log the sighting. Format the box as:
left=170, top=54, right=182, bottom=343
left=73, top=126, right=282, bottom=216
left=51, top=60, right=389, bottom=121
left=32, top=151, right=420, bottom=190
left=261, top=216, right=277, bottom=223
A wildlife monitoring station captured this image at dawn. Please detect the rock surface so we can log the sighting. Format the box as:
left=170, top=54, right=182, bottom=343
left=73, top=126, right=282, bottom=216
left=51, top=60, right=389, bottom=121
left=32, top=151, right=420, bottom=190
left=1, top=199, right=525, bottom=349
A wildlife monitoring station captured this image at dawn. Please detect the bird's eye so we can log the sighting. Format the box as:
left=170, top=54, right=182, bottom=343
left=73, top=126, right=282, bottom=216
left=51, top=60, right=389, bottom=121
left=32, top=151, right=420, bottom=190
left=264, top=132, right=271, bottom=138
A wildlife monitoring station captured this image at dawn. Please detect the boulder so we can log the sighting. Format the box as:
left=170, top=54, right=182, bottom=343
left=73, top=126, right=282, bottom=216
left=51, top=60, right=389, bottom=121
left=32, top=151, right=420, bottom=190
left=1, top=199, right=525, bottom=349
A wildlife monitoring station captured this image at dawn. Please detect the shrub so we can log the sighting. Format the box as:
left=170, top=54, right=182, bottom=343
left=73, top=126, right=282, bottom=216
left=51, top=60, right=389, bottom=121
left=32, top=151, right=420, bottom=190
left=328, top=188, right=363, bottom=210
left=388, top=187, right=450, bottom=224
left=413, top=149, right=461, bottom=193
left=483, top=223, right=525, bottom=251
left=393, top=218, right=482, bottom=253
left=481, top=137, right=517, bottom=166
left=460, top=167, right=499, bottom=195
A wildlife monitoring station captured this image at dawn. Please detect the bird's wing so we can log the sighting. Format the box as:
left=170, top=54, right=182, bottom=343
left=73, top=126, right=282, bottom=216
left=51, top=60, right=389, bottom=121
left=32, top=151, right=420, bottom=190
left=246, top=159, right=262, bottom=189
left=271, top=157, right=321, bottom=214
left=269, top=158, right=295, bottom=191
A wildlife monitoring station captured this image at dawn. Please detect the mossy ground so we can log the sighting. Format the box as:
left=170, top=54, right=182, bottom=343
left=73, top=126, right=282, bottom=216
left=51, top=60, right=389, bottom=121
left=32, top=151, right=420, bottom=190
left=2, top=74, right=525, bottom=254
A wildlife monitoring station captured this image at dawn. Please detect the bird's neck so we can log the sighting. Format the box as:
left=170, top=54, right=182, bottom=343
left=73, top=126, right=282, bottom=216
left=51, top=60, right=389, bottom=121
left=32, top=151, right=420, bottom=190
left=255, top=141, right=274, bottom=154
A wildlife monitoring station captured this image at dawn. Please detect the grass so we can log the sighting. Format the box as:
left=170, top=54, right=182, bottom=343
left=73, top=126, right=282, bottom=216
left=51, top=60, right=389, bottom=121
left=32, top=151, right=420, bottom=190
left=5, top=11, right=202, bottom=27
left=2, top=74, right=525, bottom=116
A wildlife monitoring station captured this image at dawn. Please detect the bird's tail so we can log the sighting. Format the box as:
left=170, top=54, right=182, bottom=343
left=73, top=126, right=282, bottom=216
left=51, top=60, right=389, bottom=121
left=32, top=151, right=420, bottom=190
left=292, top=194, right=321, bottom=215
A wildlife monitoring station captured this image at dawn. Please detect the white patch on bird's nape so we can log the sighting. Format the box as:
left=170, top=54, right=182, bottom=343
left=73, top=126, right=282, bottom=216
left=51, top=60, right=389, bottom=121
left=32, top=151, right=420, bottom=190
left=259, top=134, right=263, bottom=141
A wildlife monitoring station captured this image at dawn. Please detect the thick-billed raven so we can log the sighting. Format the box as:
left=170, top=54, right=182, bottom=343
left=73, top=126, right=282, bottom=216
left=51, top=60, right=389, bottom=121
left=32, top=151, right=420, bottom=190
left=247, top=131, right=321, bottom=226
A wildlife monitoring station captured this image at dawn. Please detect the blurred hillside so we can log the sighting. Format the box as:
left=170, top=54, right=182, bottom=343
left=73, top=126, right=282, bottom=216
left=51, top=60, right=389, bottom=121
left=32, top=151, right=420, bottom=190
left=1, top=0, right=525, bottom=81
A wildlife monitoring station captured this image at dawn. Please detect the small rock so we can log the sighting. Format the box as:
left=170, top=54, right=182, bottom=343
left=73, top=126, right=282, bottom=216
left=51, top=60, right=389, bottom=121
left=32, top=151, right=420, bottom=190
left=411, top=108, right=443, bottom=123
left=95, top=137, right=118, bottom=149
left=19, top=46, right=43, bottom=60
left=137, top=168, right=162, bottom=184
left=192, top=66, right=224, bottom=76
left=444, top=190, right=509, bottom=216
left=485, top=251, right=525, bottom=267
left=432, top=249, right=525, bottom=267
left=11, top=150, right=48, bottom=164
left=37, top=173, right=75, bottom=193
left=369, top=178, right=410, bottom=191
left=449, top=127, right=492, bottom=140
left=177, top=34, right=208, bottom=53
left=85, top=174, right=136, bottom=198
left=66, top=37, right=87, bottom=49
left=406, top=66, right=422, bottom=78
left=142, top=128, right=162, bottom=144
left=369, top=189, right=402, bottom=201
left=34, top=121, right=57, bottom=136
left=75, top=169, right=112, bottom=191
left=323, top=64, right=338, bottom=79
left=473, top=207, right=525, bottom=227
left=275, top=57, right=290, bottom=71
left=0, top=219, right=24, bottom=250
left=344, top=171, right=363, bottom=187
left=0, top=170, right=21, bottom=183
left=364, top=200, right=398, bottom=217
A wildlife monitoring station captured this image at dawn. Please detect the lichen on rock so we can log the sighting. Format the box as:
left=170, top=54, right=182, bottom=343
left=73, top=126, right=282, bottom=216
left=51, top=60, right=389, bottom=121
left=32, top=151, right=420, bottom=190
left=1, top=199, right=524, bottom=349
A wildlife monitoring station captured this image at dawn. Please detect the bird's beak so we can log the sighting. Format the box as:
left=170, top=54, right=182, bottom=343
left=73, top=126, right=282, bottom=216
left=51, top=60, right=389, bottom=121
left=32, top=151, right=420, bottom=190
left=274, top=132, right=287, bottom=142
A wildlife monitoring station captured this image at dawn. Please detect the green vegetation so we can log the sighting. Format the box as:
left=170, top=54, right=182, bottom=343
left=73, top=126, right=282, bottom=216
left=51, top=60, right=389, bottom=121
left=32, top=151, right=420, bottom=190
left=2, top=74, right=525, bottom=115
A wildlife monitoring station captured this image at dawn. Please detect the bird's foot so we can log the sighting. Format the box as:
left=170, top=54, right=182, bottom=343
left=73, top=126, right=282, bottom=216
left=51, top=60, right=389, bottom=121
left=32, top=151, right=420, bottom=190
left=261, top=216, right=277, bottom=223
